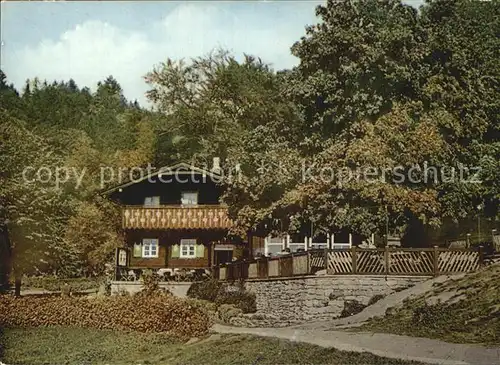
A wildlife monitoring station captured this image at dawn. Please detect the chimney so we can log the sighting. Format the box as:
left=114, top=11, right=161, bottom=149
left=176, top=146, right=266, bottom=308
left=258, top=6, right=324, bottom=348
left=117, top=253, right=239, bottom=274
left=211, top=157, right=221, bottom=173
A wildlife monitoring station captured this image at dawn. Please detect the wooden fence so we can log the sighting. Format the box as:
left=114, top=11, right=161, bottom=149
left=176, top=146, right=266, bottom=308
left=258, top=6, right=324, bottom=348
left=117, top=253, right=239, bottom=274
left=213, top=246, right=484, bottom=280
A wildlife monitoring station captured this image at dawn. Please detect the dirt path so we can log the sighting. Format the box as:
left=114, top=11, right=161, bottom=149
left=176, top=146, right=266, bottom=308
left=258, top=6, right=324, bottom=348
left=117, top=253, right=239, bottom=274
left=213, top=324, right=500, bottom=365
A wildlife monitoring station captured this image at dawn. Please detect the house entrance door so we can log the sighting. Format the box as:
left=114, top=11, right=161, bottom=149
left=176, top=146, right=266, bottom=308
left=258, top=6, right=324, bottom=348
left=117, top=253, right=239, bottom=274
left=214, top=244, right=234, bottom=265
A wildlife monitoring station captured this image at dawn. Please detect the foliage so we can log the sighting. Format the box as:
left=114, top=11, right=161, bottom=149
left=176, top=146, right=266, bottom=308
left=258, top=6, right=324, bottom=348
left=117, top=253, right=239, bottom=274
left=0, top=294, right=211, bottom=338
left=138, top=269, right=163, bottom=296
left=0, top=114, right=76, bottom=279
left=214, top=0, right=500, bottom=242
left=214, top=285, right=257, bottom=314
left=340, top=300, right=367, bottom=318
left=187, top=279, right=257, bottom=313
left=217, top=303, right=243, bottom=323
left=368, top=294, right=386, bottom=306
left=0, top=328, right=426, bottom=365
left=1, top=0, right=499, bottom=281
left=64, top=199, right=122, bottom=276
left=20, top=276, right=101, bottom=292
left=145, top=49, right=303, bottom=167
left=1, top=71, right=157, bottom=278
left=186, top=278, right=220, bottom=302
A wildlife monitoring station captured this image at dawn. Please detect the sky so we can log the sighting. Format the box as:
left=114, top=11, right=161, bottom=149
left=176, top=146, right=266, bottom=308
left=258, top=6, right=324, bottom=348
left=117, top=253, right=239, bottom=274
left=1, top=0, right=424, bottom=107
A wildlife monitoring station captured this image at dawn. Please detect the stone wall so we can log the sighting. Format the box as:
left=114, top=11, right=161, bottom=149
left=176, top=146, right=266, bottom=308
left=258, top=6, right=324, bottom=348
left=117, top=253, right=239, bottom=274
left=110, top=281, right=192, bottom=297
left=231, top=275, right=429, bottom=327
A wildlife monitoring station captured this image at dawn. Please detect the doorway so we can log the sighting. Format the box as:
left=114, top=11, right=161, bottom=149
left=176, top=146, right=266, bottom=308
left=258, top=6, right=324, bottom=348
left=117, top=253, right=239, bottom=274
left=214, top=249, right=233, bottom=265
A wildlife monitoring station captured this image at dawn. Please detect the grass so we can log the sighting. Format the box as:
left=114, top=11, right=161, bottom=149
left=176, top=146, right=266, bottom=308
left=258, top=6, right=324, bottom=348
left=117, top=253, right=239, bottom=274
left=0, top=326, right=425, bottom=365
left=360, top=263, right=500, bottom=345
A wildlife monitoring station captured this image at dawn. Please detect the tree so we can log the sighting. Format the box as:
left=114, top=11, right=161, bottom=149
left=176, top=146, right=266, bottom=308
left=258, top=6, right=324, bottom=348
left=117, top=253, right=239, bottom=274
left=64, top=198, right=122, bottom=276
left=221, top=0, right=499, bottom=243
left=0, top=112, right=74, bottom=294
left=289, top=0, right=424, bottom=151
left=144, top=49, right=303, bottom=166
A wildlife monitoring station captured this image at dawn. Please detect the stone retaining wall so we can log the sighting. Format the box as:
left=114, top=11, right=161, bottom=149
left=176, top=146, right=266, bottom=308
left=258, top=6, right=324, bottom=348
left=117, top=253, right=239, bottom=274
left=231, top=275, right=429, bottom=327
left=110, top=281, right=192, bottom=297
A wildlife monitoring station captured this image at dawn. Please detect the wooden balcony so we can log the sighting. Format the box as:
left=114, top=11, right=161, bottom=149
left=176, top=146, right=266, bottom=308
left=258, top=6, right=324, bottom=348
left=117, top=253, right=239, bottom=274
left=122, top=205, right=232, bottom=230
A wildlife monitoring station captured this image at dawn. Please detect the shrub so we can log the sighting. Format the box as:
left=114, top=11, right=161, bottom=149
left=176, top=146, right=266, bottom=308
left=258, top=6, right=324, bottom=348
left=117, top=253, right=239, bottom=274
left=215, top=284, right=257, bottom=314
left=21, top=276, right=100, bottom=292
left=140, top=269, right=160, bottom=295
left=187, top=279, right=257, bottom=314
left=217, top=304, right=243, bottom=322
left=368, top=294, right=386, bottom=306
left=0, top=293, right=211, bottom=338
left=186, top=279, right=220, bottom=302
left=340, top=300, right=367, bottom=318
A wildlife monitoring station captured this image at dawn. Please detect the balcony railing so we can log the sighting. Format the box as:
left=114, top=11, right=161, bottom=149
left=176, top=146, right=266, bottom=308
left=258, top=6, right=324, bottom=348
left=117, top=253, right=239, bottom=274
left=122, top=205, right=232, bottom=229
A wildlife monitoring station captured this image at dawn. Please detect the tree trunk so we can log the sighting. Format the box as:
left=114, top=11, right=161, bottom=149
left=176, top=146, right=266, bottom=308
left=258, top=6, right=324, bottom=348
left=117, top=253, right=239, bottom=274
left=14, top=275, right=21, bottom=297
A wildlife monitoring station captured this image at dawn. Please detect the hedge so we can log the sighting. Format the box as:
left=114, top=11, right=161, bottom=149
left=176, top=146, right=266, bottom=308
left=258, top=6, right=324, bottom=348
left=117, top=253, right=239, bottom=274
left=21, top=276, right=101, bottom=292
left=187, top=279, right=256, bottom=314
left=0, top=293, right=211, bottom=338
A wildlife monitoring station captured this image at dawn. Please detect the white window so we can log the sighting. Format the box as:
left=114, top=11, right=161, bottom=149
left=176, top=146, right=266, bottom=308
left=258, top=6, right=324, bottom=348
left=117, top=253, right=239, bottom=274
left=265, top=236, right=285, bottom=256
left=180, top=238, right=196, bottom=258
left=144, top=196, right=160, bottom=207
left=181, top=191, right=198, bottom=206
left=142, top=238, right=159, bottom=258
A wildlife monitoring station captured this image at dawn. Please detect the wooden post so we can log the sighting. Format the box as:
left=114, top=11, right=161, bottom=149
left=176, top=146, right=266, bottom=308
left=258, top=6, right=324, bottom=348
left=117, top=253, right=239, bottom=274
left=433, top=246, right=439, bottom=276
left=286, top=234, right=290, bottom=249
left=478, top=245, right=484, bottom=267
left=384, top=246, right=390, bottom=275
left=349, top=233, right=353, bottom=248
left=352, top=246, right=357, bottom=274
left=304, top=236, right=308, bottom=251
left=210, top=242, right=215, bottom=268
left=324, top=248, right=329, bottom=273
left=267, top=257, right=270, bottom=278
left=114, top=248, right=119, bottom=281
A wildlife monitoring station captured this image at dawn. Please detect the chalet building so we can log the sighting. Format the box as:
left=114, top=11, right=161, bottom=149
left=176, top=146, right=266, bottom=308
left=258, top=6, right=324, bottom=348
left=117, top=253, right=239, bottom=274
left=104, top=159, right=245, bottom=273
left=104, top=158, right=367, bottom=278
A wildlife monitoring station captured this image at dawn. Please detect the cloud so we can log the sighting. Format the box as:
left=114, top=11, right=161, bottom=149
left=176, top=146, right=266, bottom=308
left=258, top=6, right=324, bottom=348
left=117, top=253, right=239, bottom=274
left=3, top=3, right=313, bottom=107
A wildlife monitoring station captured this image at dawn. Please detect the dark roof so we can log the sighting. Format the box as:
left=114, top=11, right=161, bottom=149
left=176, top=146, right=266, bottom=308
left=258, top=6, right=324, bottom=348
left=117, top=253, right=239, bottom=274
left=99, top=162, right=221, bottom=195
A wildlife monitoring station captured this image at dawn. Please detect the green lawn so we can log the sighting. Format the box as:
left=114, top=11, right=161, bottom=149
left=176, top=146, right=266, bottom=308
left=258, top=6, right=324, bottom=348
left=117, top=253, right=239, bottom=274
left=0, top=326, right=424, bottom=365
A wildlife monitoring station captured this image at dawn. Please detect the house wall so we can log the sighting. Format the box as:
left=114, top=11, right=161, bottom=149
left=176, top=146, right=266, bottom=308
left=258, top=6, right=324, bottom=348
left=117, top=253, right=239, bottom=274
left=129, top=244, right=168, bottom=268
left=250, top=235, right=265, bottom=257
left=168, top=244, right=210, bottom=268
left=126, top=229, right=229, bottom=269
left=110, top=175, right=223, bottom=206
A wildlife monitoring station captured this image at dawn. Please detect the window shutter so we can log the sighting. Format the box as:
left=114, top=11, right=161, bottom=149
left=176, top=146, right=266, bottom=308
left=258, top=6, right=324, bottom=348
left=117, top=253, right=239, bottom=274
left=171, top=244, right=180, bottom=258
left=133, top=243, right=142, bottom=257
left=195, top=244, right=205, bottom=258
